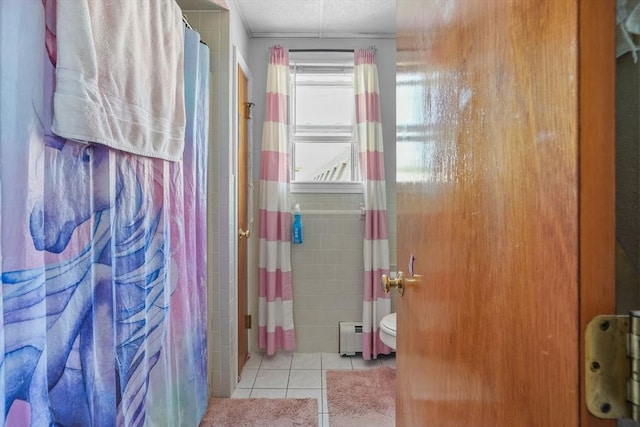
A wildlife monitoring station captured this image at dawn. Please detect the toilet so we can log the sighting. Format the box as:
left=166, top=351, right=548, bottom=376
left=379, top=313, right=397, bottom=350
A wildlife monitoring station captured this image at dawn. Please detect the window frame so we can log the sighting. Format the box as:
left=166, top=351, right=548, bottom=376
left=288, top=54, right=363, bottom=194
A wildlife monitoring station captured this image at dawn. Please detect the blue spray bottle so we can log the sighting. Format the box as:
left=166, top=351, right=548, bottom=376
left=292, top=204, right=303, bottom=244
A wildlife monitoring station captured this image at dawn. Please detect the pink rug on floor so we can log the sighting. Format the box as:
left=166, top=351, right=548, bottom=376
left=326, top=366, right=395, bottom=427
left=199, top=398, right=317, bottom=427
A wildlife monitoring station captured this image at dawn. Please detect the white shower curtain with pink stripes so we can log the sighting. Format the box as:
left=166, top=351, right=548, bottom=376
left=355, top=48, right=392, bottom=360
left=258, top=46, right=296, bottom=355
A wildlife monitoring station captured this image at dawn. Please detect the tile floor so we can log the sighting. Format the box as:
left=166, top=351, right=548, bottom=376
left=231, top=352, right=396, bottom=427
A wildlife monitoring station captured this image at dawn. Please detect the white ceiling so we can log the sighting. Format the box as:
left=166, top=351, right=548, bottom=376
left=177, top=0, right=396, bottom=38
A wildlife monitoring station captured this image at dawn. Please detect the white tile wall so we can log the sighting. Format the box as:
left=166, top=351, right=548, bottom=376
left=249, top=190, right=397, bottom=353
left=186, top=9, right=235, bottom=398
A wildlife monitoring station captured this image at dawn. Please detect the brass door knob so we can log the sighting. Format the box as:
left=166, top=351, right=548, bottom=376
left=239, top=228, right=250, bottom=239
left=381, top=271, right=404, bottom=296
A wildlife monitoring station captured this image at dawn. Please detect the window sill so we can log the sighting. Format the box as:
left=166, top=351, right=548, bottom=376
left=290, top=181, right=363, bottom=194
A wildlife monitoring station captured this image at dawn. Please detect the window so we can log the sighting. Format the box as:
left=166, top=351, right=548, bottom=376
left=289, top=53, right=361, bottom=192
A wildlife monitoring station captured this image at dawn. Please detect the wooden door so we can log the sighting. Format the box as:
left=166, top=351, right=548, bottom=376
left=395, top=1, right=615, bottom=426
left=237, top=65, right=250, bottom=375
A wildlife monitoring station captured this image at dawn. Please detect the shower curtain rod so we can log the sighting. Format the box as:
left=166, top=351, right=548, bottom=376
left=289, top=49, right=354, bottom=52
left=182, top=15, right=208, bottom=46
left=288, top=46, right=376, bottom=53
left=182, top=15, right=193, bottom=30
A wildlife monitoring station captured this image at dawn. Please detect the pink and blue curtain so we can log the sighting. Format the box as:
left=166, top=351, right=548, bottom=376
left=258, top=46, right=296, bottom=355
left=355, top=48, right=392, bottom=360
left=0, top=2, right=208, bottom=425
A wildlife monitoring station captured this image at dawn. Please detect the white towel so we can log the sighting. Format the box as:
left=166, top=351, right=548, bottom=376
left=53, top=0, right=186, bottom=161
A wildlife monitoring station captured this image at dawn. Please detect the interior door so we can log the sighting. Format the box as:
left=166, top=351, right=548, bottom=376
left=395, top=1, right=615, bottom=426
left=237, top=64, right=250, bottom=375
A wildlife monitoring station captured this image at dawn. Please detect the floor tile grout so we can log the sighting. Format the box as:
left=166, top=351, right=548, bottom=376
left=236, top=352, right=395, bottom=426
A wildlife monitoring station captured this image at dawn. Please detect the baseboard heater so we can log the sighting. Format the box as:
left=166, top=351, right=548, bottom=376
left=339, top=321, right=363, bottom=356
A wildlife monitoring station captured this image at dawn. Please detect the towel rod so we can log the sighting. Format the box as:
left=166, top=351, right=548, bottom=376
left=182, top=15, right=208, bottom=45
left=289, top=49, right=354, bottom=53
left=292, top=209, right=365, bottom=216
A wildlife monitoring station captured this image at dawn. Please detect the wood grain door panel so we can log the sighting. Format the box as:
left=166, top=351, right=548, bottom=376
left=395, top=1, right=615, bottom=425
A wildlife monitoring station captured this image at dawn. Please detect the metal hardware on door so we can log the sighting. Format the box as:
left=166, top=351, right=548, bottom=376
left=381, top=271, right=404, bottom=296
left=585, top=311, right=640, bottom=422
left=238, top=228, right=250, bottom=239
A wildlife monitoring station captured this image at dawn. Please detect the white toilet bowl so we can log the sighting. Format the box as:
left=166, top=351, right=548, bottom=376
left=379, top=313, right=396, bottom=350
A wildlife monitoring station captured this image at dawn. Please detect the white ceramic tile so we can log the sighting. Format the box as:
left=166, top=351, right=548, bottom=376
left=288, top=370, right=322, bottom=389
left=220, top=13, right=230, bottom=39
left=200, top=11, right=221, bottom=30
left=286, top=389, right=322, bottom=413
left=260, top=352, right=293, bottom=369
left=321, top=412, right=330, bottom=427
left=231, top=388, right=251, bottom=398
left=214, top=370, right=224, bottom=391
left=294, top=309, right=319, bottom=326
left=244, top=353, right=263, bottom=370
left=237, top=368, right=257, bottom=388
left=322, top=387, right=328, bottom=413
left=250, top=388, right=287, bottom=398
left=351, top=357, right=382, bottom=370
left=322, top=370, right=327, bottom=389
left=199, top=31, right=216, bottom=50
left=292, top=353, right=321, bottom=369
left=219, top=372, right=232, bottom=397
left=379, top=354, right=396, bottom=369
left=316, top=327, right=337, bottom=343
left=182, top=11, right=201, bottom=30
left=253, top=369, right=290, bottom=389
left=209, top=350, right=221, bottom=372
left=321, top=353, right=352, bottom=370
left=334, top=294, right=360, bottom=311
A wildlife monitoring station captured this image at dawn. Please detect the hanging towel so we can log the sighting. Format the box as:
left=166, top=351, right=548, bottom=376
left=52, top=0, right=186, bottom=161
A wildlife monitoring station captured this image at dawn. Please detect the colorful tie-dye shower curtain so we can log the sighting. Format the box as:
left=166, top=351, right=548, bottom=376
left=0, top=2, right=209, bottom=425
left=258, top=46, right=296, bottom=355
left=355, top=48, right=392, bottom=360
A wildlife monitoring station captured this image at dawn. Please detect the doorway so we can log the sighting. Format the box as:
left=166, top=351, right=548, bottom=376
left=615, top=51, right=640, bottom=314
left=237, top=61, right=251, bottom=376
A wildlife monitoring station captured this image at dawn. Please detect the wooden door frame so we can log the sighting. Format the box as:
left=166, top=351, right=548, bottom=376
left=579, top=1, right=616, bottom=425
left=233, top=47, right=253, bottom=378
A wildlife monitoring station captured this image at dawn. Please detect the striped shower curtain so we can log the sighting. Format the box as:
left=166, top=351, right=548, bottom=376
left=355, top=48, right=392, bottom=360
left=258, top=46, right=296, bottom=355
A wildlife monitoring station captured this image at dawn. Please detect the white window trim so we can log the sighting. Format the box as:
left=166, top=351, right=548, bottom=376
left=289, top=55, right=361, bottom=193
left=290, top=181, right=363, bottom=194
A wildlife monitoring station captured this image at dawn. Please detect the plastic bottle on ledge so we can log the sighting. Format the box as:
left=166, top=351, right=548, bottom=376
left=292, top=204, right=303, bottom=244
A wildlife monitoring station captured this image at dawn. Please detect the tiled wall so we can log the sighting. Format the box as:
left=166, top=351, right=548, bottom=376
left=290, top=193, right=366, bottom=352
left=182, top=10, right=235, bottom=398
left=249, top=189, right=397, bottom=353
